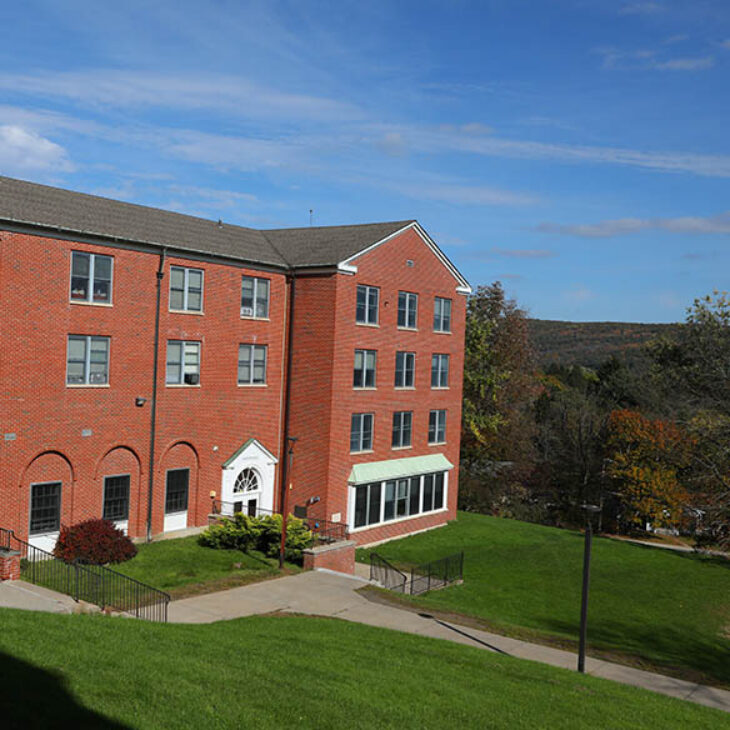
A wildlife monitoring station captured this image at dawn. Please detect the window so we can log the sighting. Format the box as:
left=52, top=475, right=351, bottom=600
left=241, top=276, right=270, bottom=318
left=238, top=344, right=267, bottom=385
left=233, top=468, right=260, bottom=493
left=354, top=482, right=383, bottom=528
left=353, top=349, right=377, bottom=388
left=398, top=291, right=418, bottom=329
left=66, top=335, right=110, bottom=385
left=165, top=469, right=189, bottom=514
left=170, top=266, right=203, bottom=312
left=392, top=411, right=412, bottom=448
left=431, top=354, right=450, bottom=388
left=356, top=285, right=379, bottom=325
left=103, top=475, right=130, bottom=522
left=166, top=341, right=200, bottom=385
left=70, top=252, right=112, bottom=304
left=429, top=410, right=447, bottom=444
left=394, top=351, right=415, bottom=388
left=350, top=413, right=374, bottom=452
left=30, top=482, right=61, bottom=534
left=351, top=472, right=447, bottom=529
left=434, top=297, right=452, bottom=332
left=422, top=472, right=445, bottom=512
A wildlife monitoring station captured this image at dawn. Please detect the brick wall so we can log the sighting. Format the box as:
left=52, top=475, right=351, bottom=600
left=289, top=226, right=466, bottom=544
left=0, top=232, right=286, bottom=540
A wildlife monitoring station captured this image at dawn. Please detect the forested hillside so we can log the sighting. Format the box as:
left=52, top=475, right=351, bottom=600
left=527, top=319, right=681, bottom=369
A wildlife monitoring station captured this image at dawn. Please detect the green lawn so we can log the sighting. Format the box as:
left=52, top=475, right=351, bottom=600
left=0, top=609, right=727, bottom=729
left=357, top=512, right=730, bottom=688
left=112, top=536, right=298, bottom=598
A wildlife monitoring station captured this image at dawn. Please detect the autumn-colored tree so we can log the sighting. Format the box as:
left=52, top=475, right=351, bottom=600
left=606, top=409, right=692, bottom=531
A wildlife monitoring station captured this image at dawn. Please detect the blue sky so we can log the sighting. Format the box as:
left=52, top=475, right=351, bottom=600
left=0, top=0, right=728, bottom=322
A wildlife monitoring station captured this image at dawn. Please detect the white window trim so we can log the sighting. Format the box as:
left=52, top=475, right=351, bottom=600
left=431, top=354, right=450, bottom=389
left=169, top=266, right=204, bottom=314
left=356, top=284, right=380, bottom=325
left=434, top=297, right=452, bottom=333
left=348, top=471, right=449, bottom=532
left=66, top=335, right=110, bottom=387
left=391, top=411, right=413, bottom=449
left=397, top=291, right=418, bottom=330
left=166, top=340, right=201, bottom=386
left=350, top=413, right=374, bottom=453
left=238, top=343, right=268, bottom=385
left=29, top=480, right=62, bottom=536
left=429, top=410, right=447, bottom=445
left=70, top=251, right=114, bottom=306
left=353, top=349, right=377, bottom=389
left=394, top=351, right=415, bottom=389
left=241, top=276, right=270, bottom=319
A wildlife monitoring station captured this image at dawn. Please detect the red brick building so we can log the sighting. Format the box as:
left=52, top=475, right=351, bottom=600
left=0, top=176, right=470, bottom=550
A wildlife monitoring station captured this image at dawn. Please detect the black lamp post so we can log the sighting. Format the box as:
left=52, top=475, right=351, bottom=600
left=578, top=503, right=601, bottom=673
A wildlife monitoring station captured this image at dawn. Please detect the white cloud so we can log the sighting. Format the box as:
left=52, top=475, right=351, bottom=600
left=596, top=47, right=714, bottom=72
left=0, top=71, right=361, bottom=123
left=536, top=212, right=730, bottom=238
left=490, top=247, right=555, bottom=258
left=619, top=2, right=664, bottom=15
left=0, top=125, right=73, bottom=173
left=387, top=181, right=539, bottom=207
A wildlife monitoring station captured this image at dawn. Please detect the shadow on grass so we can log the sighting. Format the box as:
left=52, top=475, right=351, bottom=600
left=540, top=617, right=730, bottom=687
left=0, top=651, right=129, bottom=729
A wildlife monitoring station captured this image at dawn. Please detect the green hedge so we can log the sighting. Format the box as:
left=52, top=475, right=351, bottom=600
left=199, top=513, right=313, bottom=562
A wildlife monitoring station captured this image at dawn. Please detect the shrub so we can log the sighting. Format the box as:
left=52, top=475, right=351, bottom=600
left=199, top=513, right=314, bottom=563
left=54, top=519, right=137, bottom=565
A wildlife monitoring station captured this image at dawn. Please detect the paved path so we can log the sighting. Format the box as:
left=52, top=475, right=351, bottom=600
left=168, top=568, right=730, bottom=714
left=0, top=579, right=77, bottom=614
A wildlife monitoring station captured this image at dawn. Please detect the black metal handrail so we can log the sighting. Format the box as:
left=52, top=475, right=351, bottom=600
left=408, top=551, right=464, bottom=596
left=2, top=528, right=170, bottom=622
left=210, top=500, right=348, bottom=544
left=370, top=552, right=408, bottom=593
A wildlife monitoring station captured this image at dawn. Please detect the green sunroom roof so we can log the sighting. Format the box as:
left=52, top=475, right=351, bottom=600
left=348, top=454, right=453, bottom=485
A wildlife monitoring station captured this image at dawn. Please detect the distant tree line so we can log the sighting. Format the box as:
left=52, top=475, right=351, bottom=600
left=460, top=284, right=729, bottom=549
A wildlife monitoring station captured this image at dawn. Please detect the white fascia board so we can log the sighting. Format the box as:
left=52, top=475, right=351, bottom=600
left=337, top=222, right=472, bottom=294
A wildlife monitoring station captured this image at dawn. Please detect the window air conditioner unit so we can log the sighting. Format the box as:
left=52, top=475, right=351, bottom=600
left=184, top=373, right=200, bottom=385
left=241, top=306, right=254, bottom=316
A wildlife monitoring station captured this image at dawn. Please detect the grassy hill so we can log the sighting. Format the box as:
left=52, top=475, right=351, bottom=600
left=528, top=319, right=682, bottom=369
left=357, top=512, right=730, bottom=688
left=0, top=610, right=727, bottom=729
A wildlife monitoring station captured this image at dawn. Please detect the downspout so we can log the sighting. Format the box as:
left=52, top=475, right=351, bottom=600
left=146, top=248, right=167, bottom=542
left=278, top=269, right=296, bottom=567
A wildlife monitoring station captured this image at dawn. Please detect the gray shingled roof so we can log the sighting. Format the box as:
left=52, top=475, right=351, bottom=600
left=0, top=176, right=413, bottom=270
left=262, top=220, right=413, bottom=268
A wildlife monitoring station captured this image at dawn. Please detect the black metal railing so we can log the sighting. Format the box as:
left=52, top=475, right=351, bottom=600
left=0, top=527, right=11, bottom=550
left=210, top=500, right=348, bottom=544
left=370, top=551, right=464, bottom=595
left=408, top=552, right=464, bottom=595
left=2, top=529, right=170, bottom=622
left=370, top=552, right=408, bottom=593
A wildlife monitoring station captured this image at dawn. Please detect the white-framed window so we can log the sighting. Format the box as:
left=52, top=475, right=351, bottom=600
left=354, top=349, right=377, bottom=388
left=29, top=481, right=62, bottom=535
left=356, top=284, right=379, bottom=325
left=238, top=344, right=267, bottom=385
left=352, top=471, right=446, bottom=529
left=429, top=410, right=447, bottom=444
left=431, top=353, right=450, bottom=388
left=434, top=297, right=452, bottom=332
left=392, top=411, right=412, bottom=448
left=233, top=468, right=260, bottom=494
left=103, top=475, right=130, bottom=522
left=350, top=413, right=374, bottom=452
left=166, top=340, right=200, bottom=385
left=241, top=276, right=270, bottom=318
left=66, top=335, right=110, bottom=385
left=170, top=266, right=203, bottom=312
left=398, top=291, right=418, bottom=329
left=394, top=351, right=415, bottom=388
left=70, top=251, right=113, bottom=304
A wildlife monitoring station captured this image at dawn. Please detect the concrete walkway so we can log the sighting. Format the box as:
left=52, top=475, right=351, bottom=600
left=0, top=579, right=77, bottom=614
left=168, top=568, right=730, bottom=714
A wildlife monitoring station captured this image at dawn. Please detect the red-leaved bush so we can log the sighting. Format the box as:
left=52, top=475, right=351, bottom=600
left=53, top=519, right=137, bottom=565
